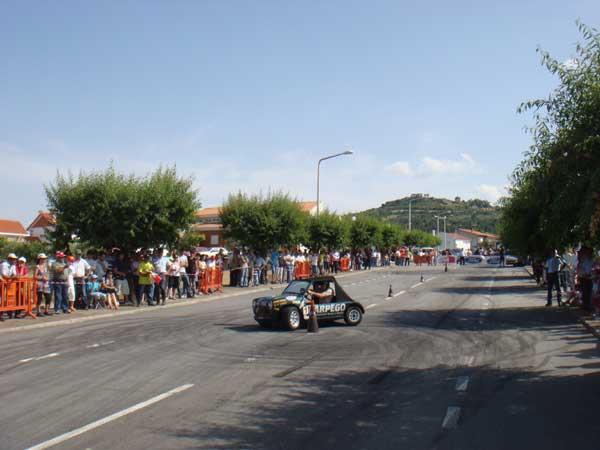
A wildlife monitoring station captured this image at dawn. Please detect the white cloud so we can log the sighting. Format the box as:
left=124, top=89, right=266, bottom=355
left=419, top=152, right=477, bottom=175
left=477, top=184, right=507, bottom=203
left=385, top=161, right=412, bottom=176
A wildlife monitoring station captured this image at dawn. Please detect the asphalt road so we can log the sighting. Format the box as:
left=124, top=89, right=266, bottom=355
left=1, top=265, right=600, bottom=450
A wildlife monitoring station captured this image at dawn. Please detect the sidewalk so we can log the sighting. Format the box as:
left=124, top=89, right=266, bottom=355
left=523, top=265, right=600, bottom=339
left=0, top=264, right=442, bottom=334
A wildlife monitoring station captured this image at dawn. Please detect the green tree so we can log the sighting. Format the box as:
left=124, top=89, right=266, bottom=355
left=501, top=22, right=600, bottom=254
left=403, top=230, right=441, bottom=248
left=307, top=211, right=349, bottom=251
left=0, top=238, right=51, bottom=264
left=45, top=165, right=199, bottom=252
left=349, top=216, right=381, bottom=250
left=220, top=192, right=309, bottom=254
left=380, top=223, right=405, bottom=250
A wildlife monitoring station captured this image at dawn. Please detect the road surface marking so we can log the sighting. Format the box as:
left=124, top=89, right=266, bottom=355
left=26, top=384, right=194, bottom=450
left=425, top=276, right=437, bottom=283
left=86, top=340, right=115, bottom=349
left=441, top=406, right=461, bottom=429
left=456, top=376, right=469, bottom=392
left=410, top=283, right=422, bottom=289
left=20, top=352, right=60, bottom=363
left=464, top=355, right=475, bottom=366
left=393, top=290, right=407, bottom=298
left=366, top=304, right=377, bottom=309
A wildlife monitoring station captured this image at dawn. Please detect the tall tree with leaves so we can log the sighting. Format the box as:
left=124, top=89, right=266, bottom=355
left=501, top=21, right=600, bottom=253
left=307, top=210, right=349, bottom=251
left=45, top=165, right=199, bottom=251
left=220, top=192, right=309, bottom=254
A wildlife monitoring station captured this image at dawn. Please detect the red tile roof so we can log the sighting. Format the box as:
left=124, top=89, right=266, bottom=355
left=0, top=219, right=28, bottom=236
left=27, top=211, right=56, bottom=230
left=298, top=201, right=318, bottom=212
left=195, top=207, right=221, bottom=217
left=456, top=228, right=499, bottom=239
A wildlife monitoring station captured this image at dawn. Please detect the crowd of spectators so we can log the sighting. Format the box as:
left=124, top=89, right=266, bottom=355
left=0, top=248, right=227, bottom=320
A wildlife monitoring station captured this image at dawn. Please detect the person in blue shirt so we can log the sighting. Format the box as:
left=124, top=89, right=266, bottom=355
left=270, top=249, right=280, bottom=284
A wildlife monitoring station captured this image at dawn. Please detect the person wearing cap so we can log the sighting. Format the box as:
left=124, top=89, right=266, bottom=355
left=50, top=251, right=70, bottom=314
left=16, top=257, right=28, bottom=276
left=1, top=253, right=18, bottom=279
left=35, top=254, right=52, bottom=316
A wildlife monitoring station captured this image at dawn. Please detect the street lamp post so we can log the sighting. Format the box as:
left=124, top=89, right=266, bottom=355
left=443, top=216, right=447, bottom=249
left=434, top=215, right=440, bottom=249
left=408, top=199, right=413, bottom=231
left=316, top=150, right=353, bottom=216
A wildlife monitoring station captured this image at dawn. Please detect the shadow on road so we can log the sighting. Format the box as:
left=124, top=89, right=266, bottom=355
left=165, top=362, right=600, bottom=450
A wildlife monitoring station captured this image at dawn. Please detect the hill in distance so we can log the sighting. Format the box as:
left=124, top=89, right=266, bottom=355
left=356, top=194, right=501, bottom=234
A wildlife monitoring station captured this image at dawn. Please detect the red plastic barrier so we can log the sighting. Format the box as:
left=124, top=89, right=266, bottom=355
left=340, top=257, right=350, bottom=272
left=0, top=277, right=37, bottom=319
left=294, top=261, right=311, bottom=280
left=200, top=268, right=223, bottom=294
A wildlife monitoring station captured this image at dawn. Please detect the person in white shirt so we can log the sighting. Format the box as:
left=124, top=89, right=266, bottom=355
left=178, top=252, right=192, bottom=298
left=71, top=250, right=91, bottom=308
left=1, top=253, right=18, bottom=279
left=167, top=251, right=180, bottom=300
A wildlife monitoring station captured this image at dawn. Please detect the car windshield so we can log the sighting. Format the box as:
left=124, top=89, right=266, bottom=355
left=282, top=280, right=311, bottom=296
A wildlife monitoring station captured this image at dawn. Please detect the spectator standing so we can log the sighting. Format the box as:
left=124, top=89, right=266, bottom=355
left=167, top=252, right=180, bottom=300
left=284, top=251, right=295, bottom=283
left=270, top=249, right=280, bottom=284
left=35, top=254, right=51, bottom=316
left=545, top=250, right=565, bottom=307
left=240, top=255, right=249, bottom=287
left=578, top=246, right=594, bottom=311
left=1, top=253, right=18, bottom=279
left=178, top=251, right=192, bottom=298
left=16, top=257, right=28, bottom=276
left=186, top=252, right=198, bottom=297
left=66, top=256, right=76, bottom=312
left=113, top=253, right=131, bottom=305
left=137, top=254, right=155, bottom=306
left=311, top=252, right=319, bottom=276
left=71, top=250, right=91, bottom=309
left=94, top=253, right=109, bottom=280
left=51, top=252, right=70, bottom=314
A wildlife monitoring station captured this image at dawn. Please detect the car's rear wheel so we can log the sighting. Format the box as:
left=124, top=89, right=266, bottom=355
left=281, top=306, right=301, bottom=331
left=344, top=306, right=363, bottom=326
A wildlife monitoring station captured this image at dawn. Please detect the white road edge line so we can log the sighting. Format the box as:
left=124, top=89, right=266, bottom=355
left=441, top=406, right=461, bottom=429
left=410, top=283, right=422, bottom=289
left=456, top=376, right=470, bottom=392
left=366, top=304, right=377, bottom=309
left=26, top=383, right=194, bottom=450
left=393, top=290, right=407, bottom=298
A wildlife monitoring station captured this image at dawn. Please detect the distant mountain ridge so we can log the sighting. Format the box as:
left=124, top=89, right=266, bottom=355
left=356, top=195, right=500, bottom=234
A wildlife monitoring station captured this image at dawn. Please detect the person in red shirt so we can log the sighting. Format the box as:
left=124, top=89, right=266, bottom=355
left=16, top=257, right=28, bottom=276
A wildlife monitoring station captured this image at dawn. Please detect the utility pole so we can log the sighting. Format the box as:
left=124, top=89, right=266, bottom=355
left=443, top=216, right=447, bottom=249
left=408, top=198, right=413, bottom=231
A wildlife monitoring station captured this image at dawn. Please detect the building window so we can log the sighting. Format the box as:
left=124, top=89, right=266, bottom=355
left=210, top=234, right=219, bottom=245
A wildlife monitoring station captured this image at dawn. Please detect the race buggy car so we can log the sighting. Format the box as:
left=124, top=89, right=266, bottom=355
left=252, top=276, right=365, bottom=330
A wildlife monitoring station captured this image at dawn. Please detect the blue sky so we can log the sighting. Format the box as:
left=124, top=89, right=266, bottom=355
left=1, top=0, right=599, bottom=225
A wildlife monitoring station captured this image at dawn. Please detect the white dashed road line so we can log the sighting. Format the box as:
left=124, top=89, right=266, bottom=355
left=366, top=304, right=377, bottom=310
left=410, top=283, right=422, bottom=289
left=26, top=384, right=194, bottom=450
left=85, top=340, right=115, bottom=349
left=393, top=290, right=406, bottom=298
left=441, top=406, right=461, bottom=429
left=20, top=352, right=59, bottom=363
left=425, top=276, right=437, bottom=283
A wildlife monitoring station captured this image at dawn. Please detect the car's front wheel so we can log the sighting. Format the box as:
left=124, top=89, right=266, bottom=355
left=344, top=306, right=363, bottom=326
left=281, top=306, right=301, bottom=331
